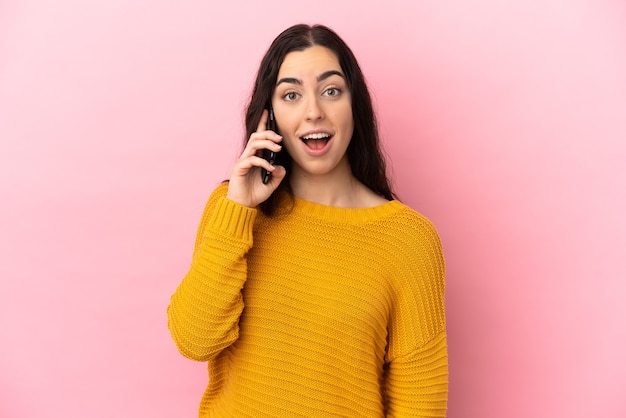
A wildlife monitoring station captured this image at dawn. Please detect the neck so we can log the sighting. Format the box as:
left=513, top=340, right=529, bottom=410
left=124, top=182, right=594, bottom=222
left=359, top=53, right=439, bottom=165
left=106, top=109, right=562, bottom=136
left=289, top=160, right=361, bottom=208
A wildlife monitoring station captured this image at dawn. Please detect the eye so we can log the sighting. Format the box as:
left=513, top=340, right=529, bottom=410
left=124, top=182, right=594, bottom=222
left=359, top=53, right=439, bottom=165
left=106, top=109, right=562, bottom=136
left=282, top=91, right=299, bottom=102
left=323, top=87, right=341, bottom=97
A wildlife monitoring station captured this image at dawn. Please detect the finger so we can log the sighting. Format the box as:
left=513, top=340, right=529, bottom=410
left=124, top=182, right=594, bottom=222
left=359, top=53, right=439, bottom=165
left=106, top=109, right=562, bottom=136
left=256, top=109, right=269, bottom=133
left=250, top=155, right=276, bottom=172
left=248, top=130, right=283, bottom=145
left=233, top=155, right=276, bottom=175
left=267, top=165, right=287, bottom=186
left=240, top=137, right=282, bottom=159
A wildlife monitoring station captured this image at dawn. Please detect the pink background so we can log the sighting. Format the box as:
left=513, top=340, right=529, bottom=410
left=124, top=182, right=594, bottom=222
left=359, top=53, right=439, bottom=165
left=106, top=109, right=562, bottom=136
left=1, top=1, right=625, bottom=417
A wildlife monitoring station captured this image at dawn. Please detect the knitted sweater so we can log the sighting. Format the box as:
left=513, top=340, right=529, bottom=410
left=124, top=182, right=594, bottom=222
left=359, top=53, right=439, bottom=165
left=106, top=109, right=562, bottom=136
left=168, top=183, right=448, bottom=417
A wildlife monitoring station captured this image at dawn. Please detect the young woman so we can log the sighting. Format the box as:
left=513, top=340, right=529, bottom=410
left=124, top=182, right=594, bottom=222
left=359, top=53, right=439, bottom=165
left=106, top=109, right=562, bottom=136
left=168, top=24, right=448, bottom=417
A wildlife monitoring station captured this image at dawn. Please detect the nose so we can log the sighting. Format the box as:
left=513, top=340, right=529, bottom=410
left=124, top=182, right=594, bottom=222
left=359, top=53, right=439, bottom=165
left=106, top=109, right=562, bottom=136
left=306, top=97, right=324, bottom=121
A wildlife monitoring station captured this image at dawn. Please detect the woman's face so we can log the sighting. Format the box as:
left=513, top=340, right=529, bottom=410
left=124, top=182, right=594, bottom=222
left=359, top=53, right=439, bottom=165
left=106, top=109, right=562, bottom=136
left=271, top=45, right=354, bottom=181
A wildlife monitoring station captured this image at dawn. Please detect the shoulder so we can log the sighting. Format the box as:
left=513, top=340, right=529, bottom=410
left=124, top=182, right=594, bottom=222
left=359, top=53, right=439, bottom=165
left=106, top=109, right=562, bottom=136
left=384, top=202, right=442, bottom=247
left=375, top=202, right=446, bottom=275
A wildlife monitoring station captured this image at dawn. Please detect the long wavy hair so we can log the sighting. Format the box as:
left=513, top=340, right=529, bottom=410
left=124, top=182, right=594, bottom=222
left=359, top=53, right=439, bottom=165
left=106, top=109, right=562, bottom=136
left=244, top=24, right=395, bottom=215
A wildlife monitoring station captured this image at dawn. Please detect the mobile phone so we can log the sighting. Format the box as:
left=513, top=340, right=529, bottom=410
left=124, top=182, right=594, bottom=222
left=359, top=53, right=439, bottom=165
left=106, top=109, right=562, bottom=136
left=261, top=108, right=277, bottom=184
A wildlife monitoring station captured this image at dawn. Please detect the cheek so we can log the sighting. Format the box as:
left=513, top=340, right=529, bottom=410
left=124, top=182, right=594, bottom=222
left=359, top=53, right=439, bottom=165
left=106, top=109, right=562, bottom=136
left=273, top=103, right=298, bottom=126
left=274, top=113, right=295, bottom=136
left=339, top=107, right=354, bottom=133
left=337, top=97, right=353, bottom=123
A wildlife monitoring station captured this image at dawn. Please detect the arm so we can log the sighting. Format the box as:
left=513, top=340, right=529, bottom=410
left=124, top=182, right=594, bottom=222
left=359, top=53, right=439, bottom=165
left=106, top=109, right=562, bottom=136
left=167, top=109, right=284, bottom=362
left=167, top=183, right=257, bottom=362
left=385, top=332, right=448, bottom=417
left=384, top=212, right=448, bottom=417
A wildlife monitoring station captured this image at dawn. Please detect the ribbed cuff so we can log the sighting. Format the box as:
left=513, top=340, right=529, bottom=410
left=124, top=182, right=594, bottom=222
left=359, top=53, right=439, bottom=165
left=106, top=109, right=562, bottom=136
left=208, top=197, right=257, bottom=242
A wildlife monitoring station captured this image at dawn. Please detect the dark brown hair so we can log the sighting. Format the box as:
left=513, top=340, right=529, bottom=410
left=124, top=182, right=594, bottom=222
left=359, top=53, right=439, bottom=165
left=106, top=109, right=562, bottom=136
left=244, top=24, right=395, bottom=215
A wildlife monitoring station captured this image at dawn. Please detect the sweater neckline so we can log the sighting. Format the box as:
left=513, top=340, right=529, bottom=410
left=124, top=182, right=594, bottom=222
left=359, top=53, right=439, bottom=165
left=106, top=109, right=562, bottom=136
left=285, top=194, right=405, bottom=224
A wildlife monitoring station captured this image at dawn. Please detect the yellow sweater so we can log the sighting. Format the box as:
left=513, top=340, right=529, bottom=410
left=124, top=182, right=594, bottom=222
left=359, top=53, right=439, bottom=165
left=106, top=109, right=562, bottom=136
left=168, top=183, right=448, bottom=417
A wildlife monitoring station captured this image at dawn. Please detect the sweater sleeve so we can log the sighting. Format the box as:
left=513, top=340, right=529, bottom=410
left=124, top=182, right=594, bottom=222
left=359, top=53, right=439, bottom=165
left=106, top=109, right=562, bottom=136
left=167, top=183, right=257, bottom=362
left=384, top=211, right=448, bottom=417
left=384, top=331, right=448, bottom=417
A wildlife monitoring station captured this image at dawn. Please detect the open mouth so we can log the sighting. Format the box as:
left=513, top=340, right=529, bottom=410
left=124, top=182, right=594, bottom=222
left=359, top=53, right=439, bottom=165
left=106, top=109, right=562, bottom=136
left=301, top=133, right=332, bottom=151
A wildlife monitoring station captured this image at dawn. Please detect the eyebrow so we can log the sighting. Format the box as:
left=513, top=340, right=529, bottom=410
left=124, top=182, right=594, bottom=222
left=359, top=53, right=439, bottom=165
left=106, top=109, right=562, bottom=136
left=276, top=70, right=345, bottom=86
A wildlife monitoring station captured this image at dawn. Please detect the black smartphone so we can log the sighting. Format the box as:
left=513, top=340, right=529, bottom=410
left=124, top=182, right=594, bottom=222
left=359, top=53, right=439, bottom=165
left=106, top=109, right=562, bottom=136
left=261, top=108, right=277, bottom=184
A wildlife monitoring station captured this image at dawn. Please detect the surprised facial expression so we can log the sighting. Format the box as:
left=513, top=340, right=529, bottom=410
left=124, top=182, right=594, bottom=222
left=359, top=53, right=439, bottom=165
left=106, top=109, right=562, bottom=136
left=271, top=45, right=354, bottom=180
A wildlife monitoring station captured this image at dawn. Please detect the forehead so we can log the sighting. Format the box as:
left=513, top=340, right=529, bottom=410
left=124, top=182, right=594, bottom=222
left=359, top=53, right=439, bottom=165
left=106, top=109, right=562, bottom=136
left=277, top=45, right=342, bottom=78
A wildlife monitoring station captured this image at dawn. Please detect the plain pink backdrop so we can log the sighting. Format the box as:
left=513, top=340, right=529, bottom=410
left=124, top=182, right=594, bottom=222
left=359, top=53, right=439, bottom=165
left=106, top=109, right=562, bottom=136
left=1, top=1, right=625, bottom=417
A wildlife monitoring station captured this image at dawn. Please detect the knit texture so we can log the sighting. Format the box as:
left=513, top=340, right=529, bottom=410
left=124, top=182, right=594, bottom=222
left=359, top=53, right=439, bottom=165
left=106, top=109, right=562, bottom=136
left=168, top=183, right=448, bottom=417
